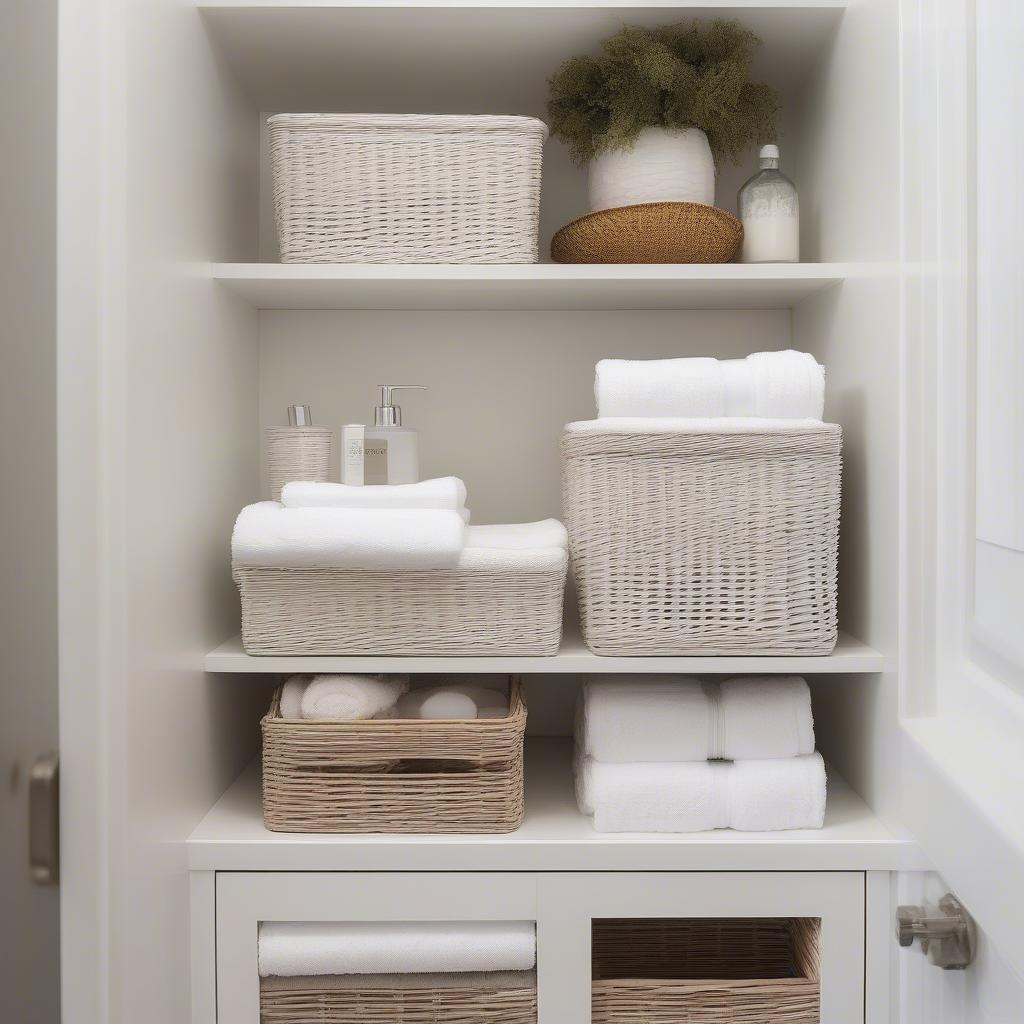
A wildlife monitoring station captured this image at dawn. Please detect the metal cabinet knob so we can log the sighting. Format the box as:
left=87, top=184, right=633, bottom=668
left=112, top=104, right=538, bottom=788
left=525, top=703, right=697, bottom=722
left=896, top=893, right=975, bottom=969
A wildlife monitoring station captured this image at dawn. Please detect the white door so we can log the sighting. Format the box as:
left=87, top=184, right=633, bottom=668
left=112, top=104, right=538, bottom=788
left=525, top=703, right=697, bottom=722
left=901, top=0, right=1024, bottom=1018
left=0, top=0, right=60, bottom=1020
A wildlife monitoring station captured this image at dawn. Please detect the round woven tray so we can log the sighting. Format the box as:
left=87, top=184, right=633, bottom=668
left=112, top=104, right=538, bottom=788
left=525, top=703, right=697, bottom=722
left=551, top=201, right=742, bottom=264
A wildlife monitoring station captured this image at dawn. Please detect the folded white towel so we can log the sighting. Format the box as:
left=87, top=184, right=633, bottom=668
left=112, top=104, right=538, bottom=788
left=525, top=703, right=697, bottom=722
left=258, top=921, right=537, bottom=977
left=566, top=417, right=827, bottom=435
left=576, top=752, right=826, bottom=833
left=282, top=477, right=468, bottom=512
left=578, top=676, right=814, bottom=762
left=231, top=502, right=466, bottom=570
left=594, top=350, right=825, bottom=420
left=300, top=674, right=410, bottom=720
left=465, top=520, right=568, bottom=551
left=395, top=683, right=510, bottom=720
left=279, top=675, right=309, bottom=720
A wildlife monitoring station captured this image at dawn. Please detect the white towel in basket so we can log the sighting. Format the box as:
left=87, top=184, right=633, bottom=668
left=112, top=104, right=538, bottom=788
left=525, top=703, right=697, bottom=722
left=577, top=676, right=814, bottom=762
left=231, top=502, right=466, bottom=570
left=574, top=752, right=827, bottom=833
left=595, top=350, right=824, bottom=420
left=257, top=921, right=537, bottom=977
left=300, top=674, right=410, bottom=720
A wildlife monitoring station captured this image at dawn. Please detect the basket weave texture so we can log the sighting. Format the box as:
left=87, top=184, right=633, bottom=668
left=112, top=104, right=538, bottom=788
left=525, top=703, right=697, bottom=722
left=551, top=201, right=742, bottom=264
left=264, top=426, right=334, bottom=501
left=592, top=918, right=820, bottom=1024
left=235, top=560, right=566, bottom=656
left=260, top=973, right=537, bottom=1024
left=261, top=679, right=527, bottom=833
left=269, top=114, right=548, bottom=263
left=561, top=424, right=841, bottom=655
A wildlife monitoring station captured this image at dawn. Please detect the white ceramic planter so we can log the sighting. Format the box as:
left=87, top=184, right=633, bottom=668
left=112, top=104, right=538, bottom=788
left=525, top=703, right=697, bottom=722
left=588, top=126, right=715, bottom=213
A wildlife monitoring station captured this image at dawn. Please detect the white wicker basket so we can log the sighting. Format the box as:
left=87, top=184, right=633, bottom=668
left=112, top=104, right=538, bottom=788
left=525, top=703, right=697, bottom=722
left=234, top=554, right=567, bottom=656
left=561, top=422, right=842, bottom=656
left=269, top=114, right=548, bottom=263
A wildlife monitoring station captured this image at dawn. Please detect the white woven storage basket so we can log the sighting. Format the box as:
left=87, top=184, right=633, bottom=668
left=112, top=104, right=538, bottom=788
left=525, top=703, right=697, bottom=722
left=269, top=114, right=548, bottom=263
left=234, top=557, right=567, bottom=656
left=561, top=423, right=841, bottom=656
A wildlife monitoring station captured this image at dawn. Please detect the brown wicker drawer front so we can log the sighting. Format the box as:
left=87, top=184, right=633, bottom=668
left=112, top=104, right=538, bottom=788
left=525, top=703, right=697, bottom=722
left=236, top=563, right=566, bottom=657
left=592, top=918, right=821, bottom=1024
left=261, top=680, right=527, bottom=833
left=562, top=425, right=842, bottom=656
left=260, top=972, right=537, bottom=1024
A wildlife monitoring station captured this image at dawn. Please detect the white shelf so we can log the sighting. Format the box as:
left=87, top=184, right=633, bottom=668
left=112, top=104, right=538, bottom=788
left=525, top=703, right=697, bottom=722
left=204, top=623, right=888, bottom=673
left=200, top=5, right=846, bottom=111
left=187, top=737, right=924, bottom=871
left=211, top=262, right=852, bottom=311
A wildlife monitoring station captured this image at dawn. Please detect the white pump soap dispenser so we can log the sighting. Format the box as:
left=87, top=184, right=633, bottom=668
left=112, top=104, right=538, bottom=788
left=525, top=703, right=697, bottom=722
left=363, top=384, right=426, bottom=484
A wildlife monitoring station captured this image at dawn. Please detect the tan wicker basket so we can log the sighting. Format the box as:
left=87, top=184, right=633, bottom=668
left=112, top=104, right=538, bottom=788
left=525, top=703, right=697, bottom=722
left=592, top=918, right=820, bottom=1024
left=551, top=201, right=742, bottom=264
left=261, top=678, right=527, bottom=833
left=264, top=426, right=334, bottom=501
left=269, top=114, right=547, bottom=263
left=235, top=557, right=566, bottom=657
left=260, top=971, right=537, bottom=1024
left=561, top=423, right=841, bottom=655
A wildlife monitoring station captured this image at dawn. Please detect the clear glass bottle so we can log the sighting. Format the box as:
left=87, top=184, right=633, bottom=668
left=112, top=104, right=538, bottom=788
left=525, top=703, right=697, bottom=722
left=738, top=144, right=800, bottom=263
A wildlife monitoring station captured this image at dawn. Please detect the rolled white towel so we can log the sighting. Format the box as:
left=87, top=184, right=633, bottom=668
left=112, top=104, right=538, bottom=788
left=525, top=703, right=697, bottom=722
left=594, top=350, right=824, bottom=420
left=576, top=753, right=826, bottom=833
left=231, top=502, right=466, bottom=570
left=279, top=675, right=309, bottom=720
left=301, top=674, right=410, bottom=720
left=281, top=477, right=468, bottom=512
left=579, top=676, right=814, bottom=762
left=394, top=683, right=509, bottom=720
left=258, top=921, right=537, bottom=977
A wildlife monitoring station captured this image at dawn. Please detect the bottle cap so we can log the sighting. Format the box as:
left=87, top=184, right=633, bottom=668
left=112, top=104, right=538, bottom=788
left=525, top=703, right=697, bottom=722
left=287, top=405, right=313, bottom=427
left=374, top=385, right=427, bottom=427
left=760, top=144, right=780, bottom=159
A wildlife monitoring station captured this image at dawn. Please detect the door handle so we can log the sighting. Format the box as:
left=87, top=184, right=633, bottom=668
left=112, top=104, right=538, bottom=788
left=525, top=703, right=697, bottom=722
left=29, top=754, right=59, bottom=885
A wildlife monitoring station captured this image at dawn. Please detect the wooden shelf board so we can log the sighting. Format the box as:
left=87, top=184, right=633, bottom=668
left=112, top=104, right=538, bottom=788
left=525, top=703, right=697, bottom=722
left=210, top=262, right=854, bottom=311
left=204, top=622, right=889, bottom=674
left=187, top=737, right=925, bottom=872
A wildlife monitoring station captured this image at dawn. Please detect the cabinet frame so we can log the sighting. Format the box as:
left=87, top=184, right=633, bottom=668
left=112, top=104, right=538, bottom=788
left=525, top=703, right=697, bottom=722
left=211, top=870, right=865, bottom=1024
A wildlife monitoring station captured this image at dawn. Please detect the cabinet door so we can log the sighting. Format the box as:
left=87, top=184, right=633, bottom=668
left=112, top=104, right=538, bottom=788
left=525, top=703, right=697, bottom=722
left=538, top=871, right=865, bottom=1024
left=216, top=872, right=540, bottom=1024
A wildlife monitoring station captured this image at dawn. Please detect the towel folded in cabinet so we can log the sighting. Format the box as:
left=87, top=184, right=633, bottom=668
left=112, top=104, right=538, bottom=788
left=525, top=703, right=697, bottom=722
left=257, top=921, right=537, bottom=977
left=578, top=676, right=814, bottom=762
left=575, top=752, right=827, bottom=833
left=595, top=350, right=825, bottom=420
left=300, top=674, right=410, bottom=720
left=279, top=675, right=309, bottom=720
left=396, top=682, right=510, bottom=720
left=231, top=502, right=466, bottom=570
left=565, top=416, right=825, bottom=434
left=282, top=477, right=468, bottom=512
left=465, top=520, right=568, bottom=551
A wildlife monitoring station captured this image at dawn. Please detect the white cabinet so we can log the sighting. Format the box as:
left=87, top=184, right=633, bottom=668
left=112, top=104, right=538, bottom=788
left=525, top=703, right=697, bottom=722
left=207, top=871, right=866, bottom=1024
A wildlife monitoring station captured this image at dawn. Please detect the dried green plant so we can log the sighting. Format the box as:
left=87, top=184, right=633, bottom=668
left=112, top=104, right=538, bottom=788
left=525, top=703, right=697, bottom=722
left=547, top=20, right=780, bottom=166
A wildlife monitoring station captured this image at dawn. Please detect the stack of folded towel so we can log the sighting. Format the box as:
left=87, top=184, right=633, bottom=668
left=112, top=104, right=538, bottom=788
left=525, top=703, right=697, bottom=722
left=594, top=349, right=825, bottom=421
left=258, top=921, right=537, bottom=980
left=232, top=477, right=568, bottom=573
left=575, top=676, right=826, bottom=833
left=279, top=674, right=510, bottom=721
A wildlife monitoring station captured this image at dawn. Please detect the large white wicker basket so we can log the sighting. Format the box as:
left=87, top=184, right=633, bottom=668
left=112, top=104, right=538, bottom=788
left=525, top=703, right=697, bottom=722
left=561, top=422, right=842, bottom=656
left=235, top=556, right=567, bottom=657
left=269, top=114, right=548, bottom=263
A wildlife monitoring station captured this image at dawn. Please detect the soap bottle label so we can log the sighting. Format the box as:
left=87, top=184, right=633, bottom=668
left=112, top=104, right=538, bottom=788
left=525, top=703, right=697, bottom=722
left=364, top=439, right=388, bottom=485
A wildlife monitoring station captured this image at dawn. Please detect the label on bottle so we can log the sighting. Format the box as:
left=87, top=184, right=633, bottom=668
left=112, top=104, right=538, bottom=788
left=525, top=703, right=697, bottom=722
left=364, top=438, right=388, bottom=485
